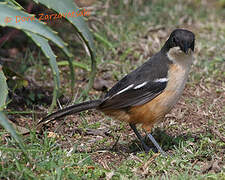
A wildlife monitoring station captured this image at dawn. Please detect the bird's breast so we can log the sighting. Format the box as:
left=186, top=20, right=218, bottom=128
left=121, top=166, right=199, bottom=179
left=128, top=63, right=191, bottom=132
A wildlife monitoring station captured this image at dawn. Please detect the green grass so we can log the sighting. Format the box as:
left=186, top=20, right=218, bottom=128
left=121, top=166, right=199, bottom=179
left=0, top=129, right=224, bottom=179
left=0, top=131, right=105, bottom=179
left=1, top=0, right=225, bottom=179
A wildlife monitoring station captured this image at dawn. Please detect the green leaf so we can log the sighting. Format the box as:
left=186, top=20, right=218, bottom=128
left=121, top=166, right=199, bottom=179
left=6, top=0, right=24, bottom=9
left=33, top=0, right=95, bottom=51
left=0, top=111, right=29, bottom=160
left=94, top=32, right=114, bottom=49
left=0, top=2, right=72, bottom=57
left=0, top=2, right=74, bottom=109
left=0, top=65, right=8, bottom=110
left=0, top=49, right=28, bottom=160
left=57, top=60, right=90, bottom=71
left=34, top=0, right=96, bottom=93
left=26, top=31, right=60, bottom=112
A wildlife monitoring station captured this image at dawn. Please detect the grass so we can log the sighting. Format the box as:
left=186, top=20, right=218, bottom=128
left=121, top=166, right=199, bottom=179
left=1, top=0, right=225, bottom=179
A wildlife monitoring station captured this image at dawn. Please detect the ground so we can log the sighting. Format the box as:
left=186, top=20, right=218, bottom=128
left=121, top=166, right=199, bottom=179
left=0, top=0, right=225, bottom=179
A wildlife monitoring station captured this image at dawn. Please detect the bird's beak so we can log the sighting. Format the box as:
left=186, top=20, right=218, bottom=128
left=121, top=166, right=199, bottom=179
left=181, top=43, right=194, bottom=54
left=182, top=43, right=189, bottom=54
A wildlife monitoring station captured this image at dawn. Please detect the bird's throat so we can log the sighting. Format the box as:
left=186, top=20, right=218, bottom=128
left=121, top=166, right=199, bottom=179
left=167, top=47, right=193, bottom=68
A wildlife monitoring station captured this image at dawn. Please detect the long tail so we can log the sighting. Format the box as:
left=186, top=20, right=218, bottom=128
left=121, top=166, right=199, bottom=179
left=39, top=100, right=102, bottom=124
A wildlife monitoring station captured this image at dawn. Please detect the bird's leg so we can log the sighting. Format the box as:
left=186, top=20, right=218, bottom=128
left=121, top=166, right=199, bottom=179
left=130, top=124, right=150, bottom=152
left=130, top=124, right=167, bottom=156
left=146, top=133, right=167, bottom=156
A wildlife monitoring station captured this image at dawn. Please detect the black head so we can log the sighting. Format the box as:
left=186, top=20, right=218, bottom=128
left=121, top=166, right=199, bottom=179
left=163, top=29, right=195, bottom=54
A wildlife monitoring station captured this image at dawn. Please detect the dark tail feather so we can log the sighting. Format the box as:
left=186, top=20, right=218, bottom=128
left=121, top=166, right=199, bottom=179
left=39, top=100, right=101, bottom=124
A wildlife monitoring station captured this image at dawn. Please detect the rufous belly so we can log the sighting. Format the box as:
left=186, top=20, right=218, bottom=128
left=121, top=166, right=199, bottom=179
left=102, top=63, right=191, bottom=133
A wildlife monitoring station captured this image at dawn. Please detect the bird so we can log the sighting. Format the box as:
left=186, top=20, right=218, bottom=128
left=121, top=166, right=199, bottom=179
left=39, top=29, right=195, bottom=155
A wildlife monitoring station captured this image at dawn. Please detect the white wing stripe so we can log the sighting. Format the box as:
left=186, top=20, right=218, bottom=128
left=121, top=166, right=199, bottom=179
left=115, top=84, right=134, bottom=95
left=153, top=78, right=168, bottom=83
left=133, top=82, right=148, bottom=89
left=112, top=78, right=167, bottom=98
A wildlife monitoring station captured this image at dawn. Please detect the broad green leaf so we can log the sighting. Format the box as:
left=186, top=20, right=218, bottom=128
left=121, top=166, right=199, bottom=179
left=0, top=111, right=29, bottom=160
left=0, top=2, right=72, bottom=57
left=0, top=65, right=8, bottom=110
left=33, top=0, right=95, bottom=52
left=0, top=2, right=74, bottom=108
left=26, top=31, right=60, bottom=112
left=34, top=0, right=96, bottom=92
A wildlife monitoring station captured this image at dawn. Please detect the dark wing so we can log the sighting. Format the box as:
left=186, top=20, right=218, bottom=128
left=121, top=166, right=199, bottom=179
left=99, top=52, right=172, bottom=110
left=99, top=81, right=167, bottom=109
